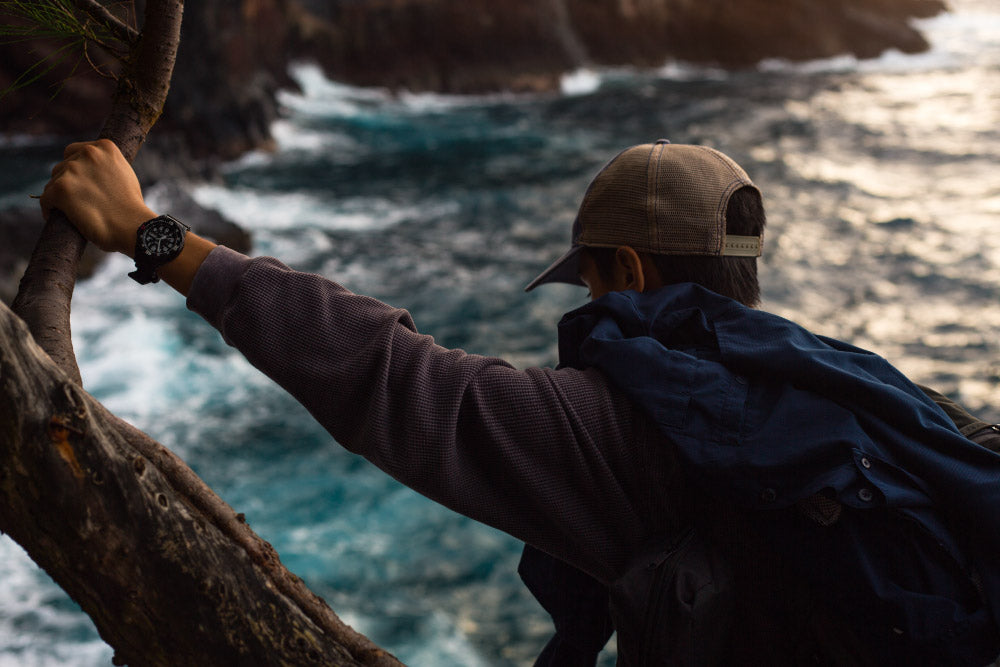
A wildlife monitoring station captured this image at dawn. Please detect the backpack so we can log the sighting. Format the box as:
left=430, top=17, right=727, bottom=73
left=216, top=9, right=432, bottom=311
left=556, top=288, right=1000, bottom=665
left=608, top=390, right=1000, bottom=666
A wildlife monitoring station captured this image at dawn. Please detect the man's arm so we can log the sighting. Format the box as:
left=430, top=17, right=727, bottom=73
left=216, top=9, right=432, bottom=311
left=187, top=246, right=649, bottom=583
left=41, top=140, right=659, bottom=584
left=40, top=139, right=215, bottom=295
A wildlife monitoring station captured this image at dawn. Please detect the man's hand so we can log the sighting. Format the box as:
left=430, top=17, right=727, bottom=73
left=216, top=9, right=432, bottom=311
left=40, top=139, right=158, bottom=257
left=40, top=139, right=218, bottom=297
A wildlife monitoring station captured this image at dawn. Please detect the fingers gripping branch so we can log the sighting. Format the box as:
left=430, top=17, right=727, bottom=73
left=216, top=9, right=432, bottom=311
left=11, top=0, right=184, bottom=383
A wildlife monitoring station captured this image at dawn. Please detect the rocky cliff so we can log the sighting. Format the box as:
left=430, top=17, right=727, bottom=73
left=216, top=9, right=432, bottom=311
left=2, top=0, right=947, bottom=174
left=295, top=0, right=947, bottom=92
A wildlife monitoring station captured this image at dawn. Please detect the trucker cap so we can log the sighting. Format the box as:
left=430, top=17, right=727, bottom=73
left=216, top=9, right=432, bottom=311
left=524, top=140, right=763, bottom=291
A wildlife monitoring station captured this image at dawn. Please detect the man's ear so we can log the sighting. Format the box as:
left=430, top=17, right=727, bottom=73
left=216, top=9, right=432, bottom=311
left=614, top=246, right=646, bottom=293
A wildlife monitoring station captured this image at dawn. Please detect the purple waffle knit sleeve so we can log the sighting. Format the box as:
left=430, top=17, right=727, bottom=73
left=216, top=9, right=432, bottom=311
left=187, top=246, right=667, bottom=583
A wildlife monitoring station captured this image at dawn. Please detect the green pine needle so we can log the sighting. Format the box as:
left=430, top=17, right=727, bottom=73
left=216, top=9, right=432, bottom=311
left=0, top=0, right=132, bottom=100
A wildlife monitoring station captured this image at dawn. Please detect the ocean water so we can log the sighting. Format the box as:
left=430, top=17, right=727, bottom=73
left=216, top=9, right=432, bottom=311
left=1, top=0, right=999, bottom=664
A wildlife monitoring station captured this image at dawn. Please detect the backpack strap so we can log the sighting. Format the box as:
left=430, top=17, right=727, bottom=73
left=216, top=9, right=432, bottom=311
left=918, top=383, right=999, bottom=450
left=970, top=424, right=1000, bottom=453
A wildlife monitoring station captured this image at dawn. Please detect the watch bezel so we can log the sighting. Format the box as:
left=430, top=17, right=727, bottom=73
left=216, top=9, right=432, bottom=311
left=137, top=216, right=187, bottom=257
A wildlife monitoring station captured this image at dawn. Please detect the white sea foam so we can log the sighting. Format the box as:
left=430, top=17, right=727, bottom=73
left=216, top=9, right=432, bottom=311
left=0, top=539, right=111, bottom=667
left=395, top=610, right=492, bottom=667
left=656, top=60, right=729, bottom=81
left=189, top=185, right=331, bottom=231
left=191, top=185, right=356, bottom=232
left=284, top=62, right=534, bottom=117
left=269, top=118, right=363, bottom=154
left=0, top=134, right=60, bottom=148
left=560, top=67, right=602, bottom=95
left=189, top=183, right=456, bottom=236
left=279, top=63, right=393, bottom=117
left=393, top=88, right=509, bottom=112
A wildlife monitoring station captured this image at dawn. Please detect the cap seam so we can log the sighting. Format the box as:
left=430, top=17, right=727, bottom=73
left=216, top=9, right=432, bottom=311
left=647, top=142, right=662, bottom=253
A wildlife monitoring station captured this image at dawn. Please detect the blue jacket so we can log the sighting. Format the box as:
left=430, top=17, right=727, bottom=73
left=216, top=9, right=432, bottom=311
left=546, top=284, right=1000, bottom=664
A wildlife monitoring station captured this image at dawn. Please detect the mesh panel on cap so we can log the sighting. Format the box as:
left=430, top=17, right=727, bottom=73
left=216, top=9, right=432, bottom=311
left=654, top=145, right=735, bottom=254
left=576, top=146, right=655, bottom=250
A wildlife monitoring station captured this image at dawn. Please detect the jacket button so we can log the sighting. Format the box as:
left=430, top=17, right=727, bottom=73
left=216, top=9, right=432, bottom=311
left=860, top=457, right=871, bottom=469
left=858, top=488, right=874, bottom=502
left=760, top=488, right=777, bottom=503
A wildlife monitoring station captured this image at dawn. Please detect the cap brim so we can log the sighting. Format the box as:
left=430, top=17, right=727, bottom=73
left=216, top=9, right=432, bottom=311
left=524, top=245, right=585, bottom=292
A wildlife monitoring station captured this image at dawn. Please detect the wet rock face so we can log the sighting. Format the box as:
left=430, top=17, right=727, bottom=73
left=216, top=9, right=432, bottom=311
left=0, top=206, right=109, bottom=304
left=298, top=0, right=947, bottom=90
left=296, top=0, right=577, bottom=93
left=0, top=191, right=252, bottom=305
left=153, top=1, right=292, bottom=162
left=1, top=0, right=947, bottom=171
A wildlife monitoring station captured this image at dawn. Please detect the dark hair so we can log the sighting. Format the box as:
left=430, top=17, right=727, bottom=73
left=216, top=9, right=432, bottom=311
left=583, top=186, right=765, bottom=307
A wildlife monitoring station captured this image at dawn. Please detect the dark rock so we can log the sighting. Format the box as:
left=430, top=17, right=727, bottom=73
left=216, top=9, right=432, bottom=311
left=0, top=206, right=43, bottom=305
left=296, top=0, right=948, bottom=91
left=0, top=191, right=251, bottom=305
left=295, top=0, right=574, bottom=93
left=0, top=18, right=115, bottom=139
left=147, top=183, right=253, bottom=254
left=150, top=3, right=290, bottom=164
left=566, top=0, right=946, bottom=69
left=0, top=206, right=105, bottom=305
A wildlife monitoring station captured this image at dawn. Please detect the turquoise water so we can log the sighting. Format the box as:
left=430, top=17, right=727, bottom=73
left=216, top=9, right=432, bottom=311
left=1, top=1, right=998, bottom=664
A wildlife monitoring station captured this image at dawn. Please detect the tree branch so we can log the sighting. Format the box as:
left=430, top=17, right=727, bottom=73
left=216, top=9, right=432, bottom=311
left=11, top=0, right=183, bottom=379
left=9, top=210, right=86, bottom=385
left=0, top=299, right=403, bottom=666
left=71, top=0, right=139, bottom=46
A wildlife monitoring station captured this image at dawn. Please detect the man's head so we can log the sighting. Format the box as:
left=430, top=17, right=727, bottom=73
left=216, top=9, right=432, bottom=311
left=525, top=140, right=765, bottom=307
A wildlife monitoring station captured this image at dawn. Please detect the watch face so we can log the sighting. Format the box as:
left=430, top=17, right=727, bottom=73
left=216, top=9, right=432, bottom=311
left=139, top=218, right=185, bottom=257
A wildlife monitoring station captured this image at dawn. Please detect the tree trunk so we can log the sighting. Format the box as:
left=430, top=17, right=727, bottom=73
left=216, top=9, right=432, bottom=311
left=0, top=299, right=400, bottom=666
left=2, top=2, right=403, bottom=664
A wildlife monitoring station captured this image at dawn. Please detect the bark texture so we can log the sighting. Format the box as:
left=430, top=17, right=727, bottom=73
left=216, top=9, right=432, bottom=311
left=0, top=298, right=401, bottom=666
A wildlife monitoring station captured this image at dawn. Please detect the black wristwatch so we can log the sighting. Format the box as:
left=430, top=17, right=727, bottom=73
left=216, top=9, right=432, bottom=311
left=129, top=214, right=191, bottom=284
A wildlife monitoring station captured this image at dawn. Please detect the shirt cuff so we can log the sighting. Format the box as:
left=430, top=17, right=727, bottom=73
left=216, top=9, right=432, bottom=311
left=186, top=245, right=252, bottom=332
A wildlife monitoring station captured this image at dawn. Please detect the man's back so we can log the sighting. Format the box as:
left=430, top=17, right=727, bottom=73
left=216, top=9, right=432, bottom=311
left=563, top=284, right=1000, bottom=665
